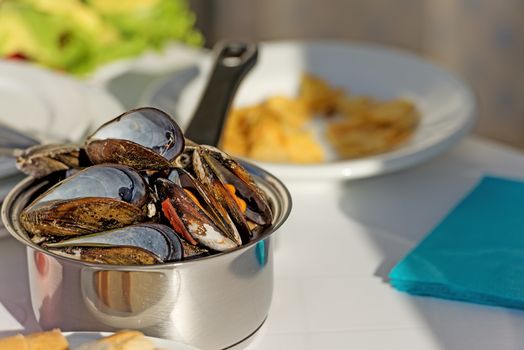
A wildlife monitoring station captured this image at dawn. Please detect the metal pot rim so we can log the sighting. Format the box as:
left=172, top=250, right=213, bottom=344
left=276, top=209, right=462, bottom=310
left=1, top=160, right=292, bottom=270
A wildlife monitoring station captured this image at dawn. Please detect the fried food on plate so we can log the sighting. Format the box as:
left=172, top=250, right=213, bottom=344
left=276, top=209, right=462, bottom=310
left=299, top=72, right=343, bottom=115
left=221, top=73, right=420, bottom=164
left=221, top=96, right=324, bottom=164
left=328, top=98, right=420, bottom=158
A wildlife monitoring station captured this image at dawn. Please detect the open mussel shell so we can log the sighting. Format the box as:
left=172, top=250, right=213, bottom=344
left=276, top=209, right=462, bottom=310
left=200, top=145, right=273, bottom=226
left=20, top=164, right=150, bottom=237
left=167, top=167, right=233, bottom=235
left=16, top=144, right=89, bottom=178
left=85, top=107, right=185, bottom=170
left=155, top=177, right=240, bottom=252
left=192, top=147, right=254, bottom=244
left=44, top=223, right=183, bottom=265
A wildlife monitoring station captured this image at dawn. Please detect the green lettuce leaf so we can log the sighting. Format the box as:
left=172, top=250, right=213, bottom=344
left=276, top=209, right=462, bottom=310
left=0, top=0, right=203, bottom=74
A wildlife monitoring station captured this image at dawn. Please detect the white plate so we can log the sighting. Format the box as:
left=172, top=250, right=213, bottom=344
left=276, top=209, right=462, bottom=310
left=64, top=331, right=198, bottom=350
left=172, top=40, right=476, bottom=181
left=0, top=60, right=125, bottom=178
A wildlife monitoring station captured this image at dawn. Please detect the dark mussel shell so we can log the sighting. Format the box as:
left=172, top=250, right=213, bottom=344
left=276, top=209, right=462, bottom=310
left=200, top=145, right=273, bottom=226
left=58, top=246, right=162, bottom=265
left=166, top=167, right=231, bottom=235
left=155, top=177, right=239, bottom=252
left=181, top=240, right=209, bottom=259
left=16, top=144, right=90, bottom=178
left=20, top=164, right=150, bottom=237
left=85, top=107, right=185, bottom=170
left=192, top=147, right=253, bottom=244
left=45, top=223, right=184, bottom=264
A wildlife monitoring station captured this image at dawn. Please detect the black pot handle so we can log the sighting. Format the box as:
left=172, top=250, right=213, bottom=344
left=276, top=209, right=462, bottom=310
left=184, top=41, right=258, bottom=146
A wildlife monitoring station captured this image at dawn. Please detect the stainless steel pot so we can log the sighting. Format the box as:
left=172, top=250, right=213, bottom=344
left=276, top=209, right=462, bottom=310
left=1, top=161, right=291, bottom=350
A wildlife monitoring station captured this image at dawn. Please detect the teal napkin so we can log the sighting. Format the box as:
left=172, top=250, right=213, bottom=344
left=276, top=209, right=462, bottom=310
left=389, top=176, right=524, bottom=309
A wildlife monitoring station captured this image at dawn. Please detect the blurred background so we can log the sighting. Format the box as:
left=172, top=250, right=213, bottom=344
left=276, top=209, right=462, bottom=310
left=0, top=0, right=522, bottom=149
left=190, top=0, right=524, bottom=149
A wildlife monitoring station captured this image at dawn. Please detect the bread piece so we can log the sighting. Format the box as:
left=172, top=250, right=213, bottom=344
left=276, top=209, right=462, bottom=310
left=113, top=335, right=154, bottom=350
left=0, top=330, right=67, bottom=350
left=0, top=334, right=29, bottom=350
left=26, top=329, right=68, bottom=350
left=77, top=330, right=155, bottom=350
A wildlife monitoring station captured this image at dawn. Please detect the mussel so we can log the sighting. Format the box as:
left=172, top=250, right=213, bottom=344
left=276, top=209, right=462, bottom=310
left=191, top=146, right=272, bottom=243
left=85, top=107, right=185, bottom=170
left=156, top=175, right=240, bottom=252
left=155, top=145, right=273, bottom=250
left=17, top=104, right=275, bottom=265
left=16, top=143, right=88, bottom=178
left=20, top=164, right=152, bottom=238
left=198, top=145, right=272, bottom=226
left=44, top=224, right=184, bottom=265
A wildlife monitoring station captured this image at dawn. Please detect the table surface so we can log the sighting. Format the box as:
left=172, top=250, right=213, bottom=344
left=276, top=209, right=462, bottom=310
left=2, top=136, right=524, bottom=349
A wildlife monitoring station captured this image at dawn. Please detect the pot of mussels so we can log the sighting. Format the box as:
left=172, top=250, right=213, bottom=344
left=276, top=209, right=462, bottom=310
left=1, top=106, right=291, bottom=350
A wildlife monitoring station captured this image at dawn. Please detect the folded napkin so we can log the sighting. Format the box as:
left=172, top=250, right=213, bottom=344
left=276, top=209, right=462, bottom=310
left=389, top=175, right=524, bottom=310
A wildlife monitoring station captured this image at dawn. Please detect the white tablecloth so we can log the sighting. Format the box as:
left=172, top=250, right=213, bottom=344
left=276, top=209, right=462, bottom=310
left=3, top=136, right=524, bottom=349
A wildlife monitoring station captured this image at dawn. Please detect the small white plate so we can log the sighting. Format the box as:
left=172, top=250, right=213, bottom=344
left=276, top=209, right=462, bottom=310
left=0, top=60, right=125, bottom=178
left=64, top=331, right=198, bottom=350
left=172, top=40, right=476, bottom=181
